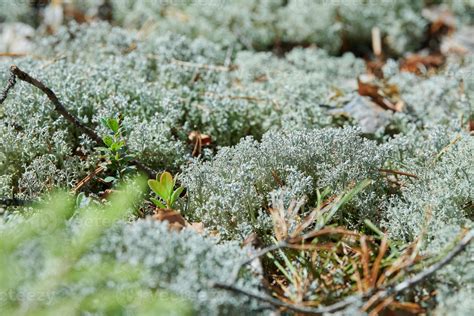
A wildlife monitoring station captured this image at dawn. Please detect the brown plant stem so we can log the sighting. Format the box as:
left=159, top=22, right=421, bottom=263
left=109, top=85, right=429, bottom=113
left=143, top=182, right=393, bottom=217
left=378, top=169, right=418, bottom=179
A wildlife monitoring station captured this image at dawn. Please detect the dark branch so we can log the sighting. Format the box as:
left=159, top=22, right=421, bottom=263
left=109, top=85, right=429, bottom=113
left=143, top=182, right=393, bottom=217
left=212, top=282, right=360, bottom=315
left=2, top=65, right=156, bottom=178
left=0, top=70, right=16, bottom=104
left=10, top=65, right=102, bottom=143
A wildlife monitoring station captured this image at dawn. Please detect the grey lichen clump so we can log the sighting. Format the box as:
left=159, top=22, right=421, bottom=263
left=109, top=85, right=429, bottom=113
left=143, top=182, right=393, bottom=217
left=107, top=0, right=427, bottom=55
left=382, top=58, right=473, bottom=126
left=383, top=126, right=473, bottom=316
left=384, top=129, right=473, bottom=242
left=0, top=3, right=473, bottom=313
left=182, top=127, right=391, bottom=240
left=1, top=21, right=469, bottom=201
left=0, top=184, right=264, bottom=315
left=90, top=219, right=263, bottom=315
left=0, top=22, right=363, bottom=199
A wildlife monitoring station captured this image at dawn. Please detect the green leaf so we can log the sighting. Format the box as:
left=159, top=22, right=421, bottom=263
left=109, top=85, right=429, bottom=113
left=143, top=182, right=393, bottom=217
left=317, top=179, right=372, bottom=229
left=107, top=118, right=119, bottom=133
left=150, top=197, right=166, bottom=209
left=95, top=146, right=109, bottom=152
left=100, top=118, right=109, bottom=129
left=110, top=143, right=120, bottom=152
left=364, top=219, right=385, bottom=238
left=75, top=192, right=86, bottom=209
left=103, top=176, right=116, bottom=183
left=170, top=186, right=184, bottom=208
left=148, top=179, right=169, bottom=200
left=160, top=172, right=174, bottom=196
left=103, top=135, right=114, bottom=147
left=121, top=165, right=137, bottom=173
left=117, top=140, right=126, bottom=149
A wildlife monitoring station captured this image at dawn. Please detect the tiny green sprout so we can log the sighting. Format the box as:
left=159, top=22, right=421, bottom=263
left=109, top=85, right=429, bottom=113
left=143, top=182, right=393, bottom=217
left=148, top=171, right=184, bottom=209
left=98, top=115, right=136, bottom=184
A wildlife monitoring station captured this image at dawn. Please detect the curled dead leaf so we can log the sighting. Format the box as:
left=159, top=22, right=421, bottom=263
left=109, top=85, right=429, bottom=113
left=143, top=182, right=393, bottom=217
left=357, top=75, right=404, bottom=112
left=152, top=209, right=207, bottom=234
left=153, top=208, right=187, bottom=231
left=189, top=131, right=212, bottom=157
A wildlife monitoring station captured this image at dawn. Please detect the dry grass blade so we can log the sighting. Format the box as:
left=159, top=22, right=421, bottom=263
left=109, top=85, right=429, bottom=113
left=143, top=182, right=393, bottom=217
left=73, top=166, right=105, bottom=193
left=370, top=235, right=388, bottom=288
left=290, top=227, right=361, bottom=244
left=216, top=230, right=472, bottom=315
left=352, top=259, right=364, bottom=294
left=389, top=301, right=425, bottom=314
left=270, top=206, right=288, bottom=241
left=379, top=169, right=418, bottom=179
left=290, top=209, right=318, bottom=238
left=360, top=236, right=371, bottom=292
left=369, top=296, right=394, bottom=316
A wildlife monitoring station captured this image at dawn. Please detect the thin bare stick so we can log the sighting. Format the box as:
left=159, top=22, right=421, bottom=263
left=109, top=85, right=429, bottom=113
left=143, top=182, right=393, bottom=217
left=378, top=169, right=418, bottom=179
left=229, top=241, right=288, bottom=282
left=291, top=226, right=361, bottom=244
left=204, top=92, right=264, bottom=102
left=73, top=166, right=105, bottom=193
left=0, top=52, right=27, bottom=58
left=212, top=282, right=360, bottom=315
left=379, top=230, right=472, bottom=299
left=171, top=58, right=232, bottom=72
left=10, top=65, right=102, bottom=143
left=0, top=69, right=16, bottom=104
left=2, top=65, right=157, bottom=178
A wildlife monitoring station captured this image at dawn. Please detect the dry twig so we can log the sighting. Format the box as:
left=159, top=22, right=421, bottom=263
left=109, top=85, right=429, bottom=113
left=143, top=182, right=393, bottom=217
left=73, top=166, right=106, bottom=193
left=1, top=65, right=157, bottom=178
left=0, top=68, right=16, bottom=104
left=0, top=52, right=27, bottom=58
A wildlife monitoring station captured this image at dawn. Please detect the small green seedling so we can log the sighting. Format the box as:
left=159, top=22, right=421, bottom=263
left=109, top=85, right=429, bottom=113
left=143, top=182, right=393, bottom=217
left=148, top=171, right=184, bottom=209
left=98, top=115, right=136, bottom=184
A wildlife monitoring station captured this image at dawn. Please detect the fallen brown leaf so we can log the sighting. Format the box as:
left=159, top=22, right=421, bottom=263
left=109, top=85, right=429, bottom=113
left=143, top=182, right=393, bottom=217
left=366, top=59, right=386, bottom=79
left=400, top=54, right=445, bottom=75
left=153, top=208, right=187, bottom=231
left=423, top=6, right=456, bottom=37
left=357, top=75, right=404, bottom=112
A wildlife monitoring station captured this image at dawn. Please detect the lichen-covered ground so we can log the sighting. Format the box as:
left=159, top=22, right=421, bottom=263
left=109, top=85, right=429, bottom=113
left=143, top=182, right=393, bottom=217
left=0, top=1, right=472, bottom=315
